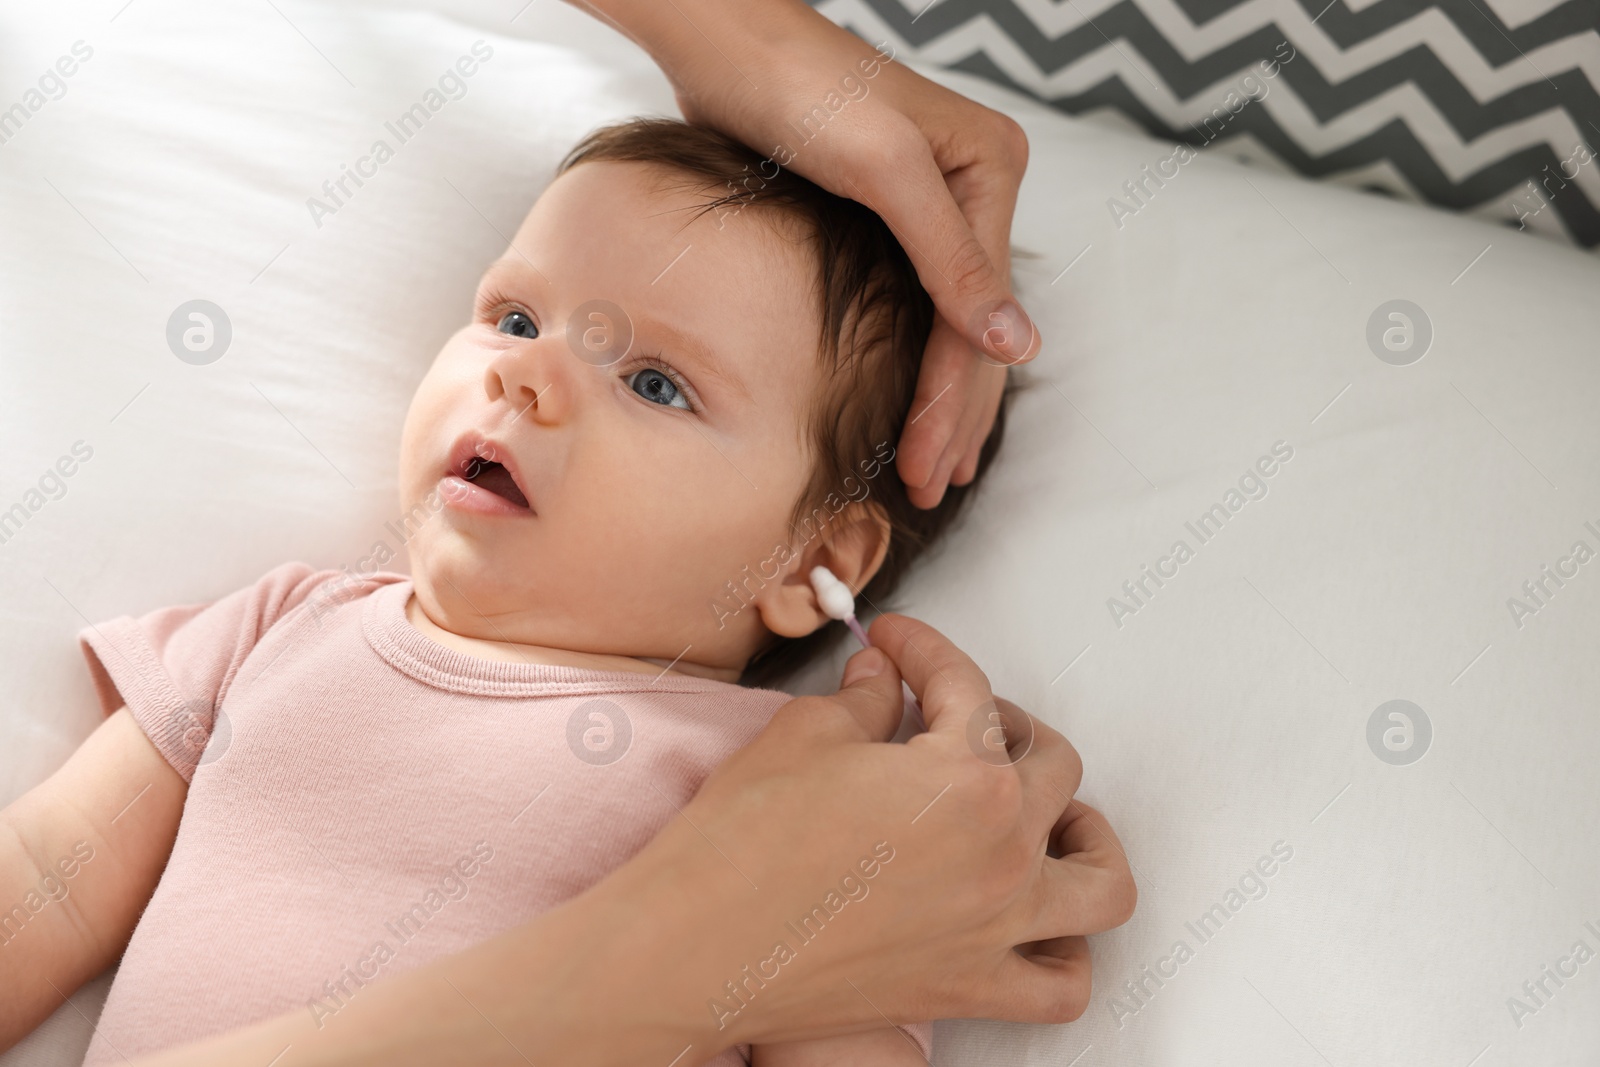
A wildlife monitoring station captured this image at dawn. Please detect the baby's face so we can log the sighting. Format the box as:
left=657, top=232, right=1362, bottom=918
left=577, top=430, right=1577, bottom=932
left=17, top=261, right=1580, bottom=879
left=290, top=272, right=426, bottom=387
left=398, top=161, right=823, bottom=674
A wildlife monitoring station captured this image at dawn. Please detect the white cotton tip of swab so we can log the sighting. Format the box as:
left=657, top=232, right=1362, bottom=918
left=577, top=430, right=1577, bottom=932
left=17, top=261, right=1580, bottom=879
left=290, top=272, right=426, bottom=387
left=809, top=566, right=856, bottom=621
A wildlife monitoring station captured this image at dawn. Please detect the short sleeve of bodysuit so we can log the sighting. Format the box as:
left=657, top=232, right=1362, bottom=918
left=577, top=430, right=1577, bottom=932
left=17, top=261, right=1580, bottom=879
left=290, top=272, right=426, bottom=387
left=76, top=561, right=342, bottom=781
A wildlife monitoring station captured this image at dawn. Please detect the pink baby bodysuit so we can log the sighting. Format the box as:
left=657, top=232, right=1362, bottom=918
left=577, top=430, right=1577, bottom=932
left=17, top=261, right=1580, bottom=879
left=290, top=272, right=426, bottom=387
left=75, top=563, right=931, bottom=1064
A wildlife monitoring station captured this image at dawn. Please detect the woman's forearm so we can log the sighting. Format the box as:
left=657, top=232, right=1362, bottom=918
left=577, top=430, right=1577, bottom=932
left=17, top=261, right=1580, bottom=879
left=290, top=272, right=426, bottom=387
left=133, top=844, right=735, bottom=1067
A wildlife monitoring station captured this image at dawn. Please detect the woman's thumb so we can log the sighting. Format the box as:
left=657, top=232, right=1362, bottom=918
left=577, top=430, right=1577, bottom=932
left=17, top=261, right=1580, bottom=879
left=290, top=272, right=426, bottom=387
left=837, top=647, right=906, bottom=741
left=964, top=293, right=1041, bottom=367
left=842, top=646, right=887, bottom=687
left=856, top=158, right=1039, bottom=366
left=938, top=232, right=1038, bottom=366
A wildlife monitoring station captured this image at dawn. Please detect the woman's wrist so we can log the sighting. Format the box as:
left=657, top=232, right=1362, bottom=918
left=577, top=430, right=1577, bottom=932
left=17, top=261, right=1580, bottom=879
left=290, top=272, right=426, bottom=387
left=540, top=837, right=745, bottom=1064
left=578, top=0, right=816, bottom=93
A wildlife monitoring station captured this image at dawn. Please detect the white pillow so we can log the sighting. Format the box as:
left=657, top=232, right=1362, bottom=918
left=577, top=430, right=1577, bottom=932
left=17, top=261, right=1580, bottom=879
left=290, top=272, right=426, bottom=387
left=2, top=2, right=1597, bottom=1065
left=850, top=61, right=1600, bottom=1067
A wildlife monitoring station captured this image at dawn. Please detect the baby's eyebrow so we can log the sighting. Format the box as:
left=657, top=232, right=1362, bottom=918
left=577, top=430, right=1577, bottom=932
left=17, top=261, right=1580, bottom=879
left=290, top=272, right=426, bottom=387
left=633, top=312, right=752, bottom=404
left=481, top=257, right=542, bottom=302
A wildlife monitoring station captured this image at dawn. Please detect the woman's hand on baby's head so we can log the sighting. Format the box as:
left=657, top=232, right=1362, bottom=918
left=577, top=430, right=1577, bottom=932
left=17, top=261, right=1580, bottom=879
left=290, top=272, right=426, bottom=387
left=586, top=0, right=1040, bottom=509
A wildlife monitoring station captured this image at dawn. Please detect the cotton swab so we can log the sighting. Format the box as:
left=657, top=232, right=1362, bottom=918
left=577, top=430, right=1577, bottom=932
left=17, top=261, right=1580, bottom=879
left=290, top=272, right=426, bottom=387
left=809, top=566, right=925, bottom=730
left=810, top=566, right=871, bottom=646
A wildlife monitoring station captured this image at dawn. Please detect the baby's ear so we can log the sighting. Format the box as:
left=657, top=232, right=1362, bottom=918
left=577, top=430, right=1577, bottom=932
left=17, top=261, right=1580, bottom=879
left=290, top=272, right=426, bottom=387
left=753, top=503, right=892, bottom=638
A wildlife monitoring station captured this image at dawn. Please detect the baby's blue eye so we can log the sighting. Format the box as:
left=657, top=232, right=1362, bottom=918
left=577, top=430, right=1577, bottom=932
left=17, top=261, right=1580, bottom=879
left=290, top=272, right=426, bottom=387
left=628, top=368, right=690, bottom=410
left=496, top=311, right=538, bottom=339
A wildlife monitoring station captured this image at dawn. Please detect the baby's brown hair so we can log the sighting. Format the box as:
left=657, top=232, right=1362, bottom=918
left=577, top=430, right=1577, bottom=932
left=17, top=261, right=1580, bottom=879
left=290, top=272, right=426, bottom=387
left=558, top=119, right=1019, bottom=688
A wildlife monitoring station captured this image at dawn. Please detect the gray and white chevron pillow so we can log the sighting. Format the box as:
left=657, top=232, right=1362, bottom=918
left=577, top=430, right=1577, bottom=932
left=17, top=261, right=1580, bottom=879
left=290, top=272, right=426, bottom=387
left=813, top=0, right=1600, bottom=250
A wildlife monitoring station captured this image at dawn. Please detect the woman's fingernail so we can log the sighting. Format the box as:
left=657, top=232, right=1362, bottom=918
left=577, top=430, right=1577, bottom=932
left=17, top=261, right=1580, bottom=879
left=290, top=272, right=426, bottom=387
left=843, top=647, right=885, bottom=686
left=975, top=299, right=1040, bottom=365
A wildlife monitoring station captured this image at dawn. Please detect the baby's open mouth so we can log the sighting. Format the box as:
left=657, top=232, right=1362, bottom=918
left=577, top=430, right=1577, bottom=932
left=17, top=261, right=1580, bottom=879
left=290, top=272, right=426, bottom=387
left=462, top=458, right=529, bottom=509
left=443, top=433, right=535, bottom=517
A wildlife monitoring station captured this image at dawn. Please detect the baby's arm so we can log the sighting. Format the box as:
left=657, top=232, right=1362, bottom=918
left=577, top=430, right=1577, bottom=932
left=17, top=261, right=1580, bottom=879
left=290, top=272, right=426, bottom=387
left=0, top=707, right=185, bottom=1049
left=753, top=1025, right=929, bottom=1066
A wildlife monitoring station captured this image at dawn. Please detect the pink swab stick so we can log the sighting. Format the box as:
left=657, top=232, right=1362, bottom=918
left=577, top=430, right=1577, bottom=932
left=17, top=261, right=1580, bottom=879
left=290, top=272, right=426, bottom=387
left=809, top=566, right=926, bottom=731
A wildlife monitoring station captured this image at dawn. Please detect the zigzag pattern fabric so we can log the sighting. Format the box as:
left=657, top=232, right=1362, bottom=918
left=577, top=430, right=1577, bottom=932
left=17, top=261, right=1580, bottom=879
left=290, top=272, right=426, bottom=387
left=812, top=0, right=1600, bottom=249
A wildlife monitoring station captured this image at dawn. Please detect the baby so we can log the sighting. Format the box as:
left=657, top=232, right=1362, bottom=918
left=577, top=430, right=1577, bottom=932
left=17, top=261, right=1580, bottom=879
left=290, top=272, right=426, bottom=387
left=0, top=118, right=1013, bottom=1066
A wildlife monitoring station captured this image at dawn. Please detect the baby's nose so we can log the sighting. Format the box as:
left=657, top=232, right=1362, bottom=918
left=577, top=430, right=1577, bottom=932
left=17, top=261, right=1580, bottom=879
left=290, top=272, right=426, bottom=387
left=484, top=336, right=568, bottom=426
